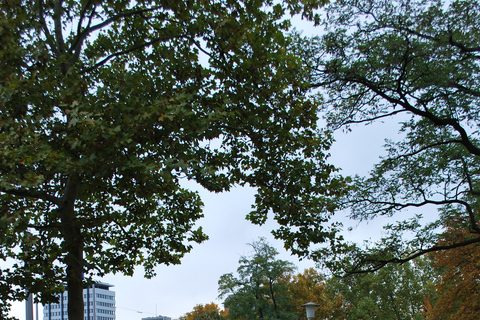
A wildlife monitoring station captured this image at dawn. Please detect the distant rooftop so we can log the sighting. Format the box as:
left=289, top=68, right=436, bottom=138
left=91, top=282, right=115, bottom=290
left=141, top=316, right=172, bottom=320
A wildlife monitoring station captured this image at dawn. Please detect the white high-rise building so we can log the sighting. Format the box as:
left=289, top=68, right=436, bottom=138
left=43, top=282, right=115, bottom=320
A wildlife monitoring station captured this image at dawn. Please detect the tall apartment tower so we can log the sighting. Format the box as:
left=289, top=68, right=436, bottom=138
left=43, top=282, right=115, bottom=320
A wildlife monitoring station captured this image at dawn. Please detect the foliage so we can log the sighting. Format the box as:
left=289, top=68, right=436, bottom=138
left=0, top=0, right=338, bottom=319
left=424, top=216, right=480, bottom=320
left=286, top=268, right=347, bottom=320
left=218, top=238, right=297, bottom=320
left=180, top=303, right=227, bottom=320
left=218, top=240, right=437, bottom=320
left=327, top=258, right=437, bottom=320
left=294, top=0, right=480, bottom=273
left=196, top=312, right=227, bottom=320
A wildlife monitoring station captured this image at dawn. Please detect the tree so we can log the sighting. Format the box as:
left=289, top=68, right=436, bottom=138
left=327, top=258, right=437, bottom=320
left=0, top=0, right=339, bottom=319
left=424, top=216, right=480, bottom=320
left=179, top=303, right=227, bottom=320
left=293, top=0, right=480, bottom=273
left=218, top=238, right=297, bottom=320
left=286, top=268, right=347, bottom=320
left=196, top=312, right=227, bottom=320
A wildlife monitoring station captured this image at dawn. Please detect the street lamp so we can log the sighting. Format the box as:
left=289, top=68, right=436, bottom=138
left=302, top=302, right=320, bottom=320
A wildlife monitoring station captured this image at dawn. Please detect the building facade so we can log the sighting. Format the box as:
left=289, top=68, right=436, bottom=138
left=141, top=317, right=172, bottom=320
left=43, top=282, right=115, bottom=320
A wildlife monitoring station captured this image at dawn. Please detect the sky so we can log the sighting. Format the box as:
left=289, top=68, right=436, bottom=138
left=8, top=115, right=401, bottom=320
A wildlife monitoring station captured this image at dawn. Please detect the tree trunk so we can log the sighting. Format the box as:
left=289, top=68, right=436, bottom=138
left=269, top=279, right=279, bottom=319
left=59, top=177, right=84, bottom=320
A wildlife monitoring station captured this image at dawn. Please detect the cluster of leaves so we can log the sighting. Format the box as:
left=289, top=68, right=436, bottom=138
left=291, top=0, right=480, bottom=274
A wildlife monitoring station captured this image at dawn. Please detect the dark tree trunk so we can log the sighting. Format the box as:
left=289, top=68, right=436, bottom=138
left=269, top=279, right=279, bottom=319
left=59, top=177, right=84, bottom=320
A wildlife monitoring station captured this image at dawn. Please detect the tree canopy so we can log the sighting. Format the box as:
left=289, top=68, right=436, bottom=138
left=327, top=258, right=436, bottom=320
left=294, top=0, right=480, bottom=273
left=0, top=0, right=336, bottom=318
left=218, top=238, right=297, bottom=320
left=179, top=303, right=227, bottom=320
left=424, top=216, right=480, bottom=320
left=217, top=240, right=434, bottom=320
left=286, top=268, right=346, bottom=320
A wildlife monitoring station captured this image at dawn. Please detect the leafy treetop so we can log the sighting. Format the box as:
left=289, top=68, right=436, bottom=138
left=425, top=216, right=480, bottom=320
left=218, top=238, right=297, bottom=320
left=0, top=0, right=335, bottom=319
left=294, top=0, right=480, bottom=274
left=179, top=302, right=227, bottom=320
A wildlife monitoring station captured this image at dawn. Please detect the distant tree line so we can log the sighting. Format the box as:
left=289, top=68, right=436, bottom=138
left=181, top=237, right=480, bottom=320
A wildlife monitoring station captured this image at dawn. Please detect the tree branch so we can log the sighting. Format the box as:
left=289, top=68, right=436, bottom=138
left=53, top=0, right=66, bottom=55
left=344, top=197, right=473, bottom=224
left=69, top=5, right=164, bottom=70
left=340, top=109, right=407, bottom=126
left=358, top=198, right=472, bottom=213
left=386, top=139, right=464, bottom=160
left=77, top=5, right=163, bottom=45
left=387, top=24, right=480, bottom=55
left=349, top=236, right=480, bottom=274
left=0, top=187, right=61, bottom=206
left=76, top=0, right=93, bottom=38
left=80, top=34, right=185, bottom=74
left=448, top=34, right=480, bottom=53
left=69, top=0, right=96, bottom=66
left=341, top=74, right=480, bottom=157
left=37, top=0, right=59, bottom=56
left=450, top=81, right=480, bottom=98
